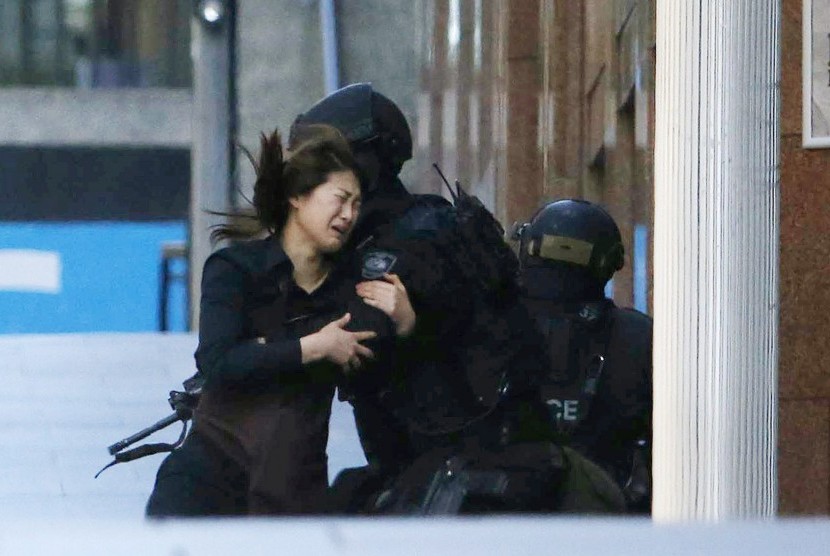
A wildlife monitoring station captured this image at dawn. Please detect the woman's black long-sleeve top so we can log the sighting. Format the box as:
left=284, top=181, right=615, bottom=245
left=195, top=240, right=304, bottom=388
left=191, top=236, right=395, bottom=468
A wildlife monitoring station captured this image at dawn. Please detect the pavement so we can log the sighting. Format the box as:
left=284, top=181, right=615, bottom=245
left=0, top=332, right=366, bottom=520
left=1, top=333, right=829, bottom=556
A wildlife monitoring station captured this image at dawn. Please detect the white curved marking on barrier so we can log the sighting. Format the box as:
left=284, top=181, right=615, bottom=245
left=0, top=249, right=62, bottom=293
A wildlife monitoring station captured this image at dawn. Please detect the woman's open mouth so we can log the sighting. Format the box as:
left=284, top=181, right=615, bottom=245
left=331, top=224, right=349, bottom=238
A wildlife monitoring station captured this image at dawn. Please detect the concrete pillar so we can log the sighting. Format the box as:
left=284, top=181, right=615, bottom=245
left=653, top=0, right=780, bottom=520
left=189, top=12, right=233, bottom=330
left=319, top=0, right=340, bottom=94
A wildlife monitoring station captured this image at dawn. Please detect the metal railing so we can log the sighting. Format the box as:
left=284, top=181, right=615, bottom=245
left=159, top=240, right=188, bottom=332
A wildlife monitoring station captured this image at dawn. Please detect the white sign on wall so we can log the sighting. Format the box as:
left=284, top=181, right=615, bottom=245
left=804, top=0, right=830, bottom=147
left=0, top=249, right=61, bottom=294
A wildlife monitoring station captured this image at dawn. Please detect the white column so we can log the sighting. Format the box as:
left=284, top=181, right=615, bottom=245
left=189, top=17, right=232, bottom=330
left=653, top=0, right=780, bottom=520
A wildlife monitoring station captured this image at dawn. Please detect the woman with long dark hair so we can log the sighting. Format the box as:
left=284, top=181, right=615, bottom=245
left=145, top=124, right=415, bottom=516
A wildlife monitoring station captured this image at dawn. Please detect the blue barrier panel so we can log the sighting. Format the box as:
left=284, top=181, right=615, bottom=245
left=633, top=224, right=649, bottom=314
left=0, top=222, right=187, bottom=334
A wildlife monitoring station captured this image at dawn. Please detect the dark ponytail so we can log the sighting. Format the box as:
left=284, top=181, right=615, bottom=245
left=211, top=124, right=360, bottom=244
left=252, top=129, right=287, bottom=234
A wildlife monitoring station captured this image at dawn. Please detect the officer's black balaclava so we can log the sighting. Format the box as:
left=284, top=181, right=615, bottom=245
left=350, top=132, right=410, bottom=211
left=347, top=139, right=411, bottom=243
left=521, top=260, right=607, bottom=303
left=350, top=144, right=381, bottom=193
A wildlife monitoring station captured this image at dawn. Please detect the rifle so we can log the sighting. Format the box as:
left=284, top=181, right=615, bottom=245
left=94, top=374, right=203, bottom=478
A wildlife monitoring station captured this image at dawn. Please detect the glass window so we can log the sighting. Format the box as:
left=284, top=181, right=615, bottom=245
left=0, top=0, right=192, bottom=88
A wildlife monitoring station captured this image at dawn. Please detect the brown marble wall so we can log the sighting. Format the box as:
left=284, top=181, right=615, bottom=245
left=414, top=0, right=828, bottom=514
left=778, top=0, right=830, bottom=515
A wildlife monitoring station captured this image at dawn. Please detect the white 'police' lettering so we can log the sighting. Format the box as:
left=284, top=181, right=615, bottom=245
left=546, top=398, right=580, bottom=422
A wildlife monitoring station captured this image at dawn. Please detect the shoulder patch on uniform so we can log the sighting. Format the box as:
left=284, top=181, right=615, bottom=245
left=577, top=303, right=604, bottom=324
left=361, top=250, right=398, bottom=279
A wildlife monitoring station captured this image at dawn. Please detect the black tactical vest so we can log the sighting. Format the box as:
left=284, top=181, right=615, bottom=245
left=524, top=297, right=652, bottom=511
left=352, top=197, right=549, bottom=443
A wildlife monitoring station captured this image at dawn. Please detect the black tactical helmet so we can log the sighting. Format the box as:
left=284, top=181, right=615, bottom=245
left=289, top=83, right=413, bottom=186
left=517, top=199, right=624, bottom=299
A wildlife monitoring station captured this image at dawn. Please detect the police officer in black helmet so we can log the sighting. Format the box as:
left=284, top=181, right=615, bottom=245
left=291, top=84, right=626, bottom=515
left=515, top=199, right=653, bottom=513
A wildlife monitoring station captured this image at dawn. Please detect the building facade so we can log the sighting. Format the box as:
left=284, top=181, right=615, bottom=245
left=0, top=0, right=193, bottom=333
left=413, top=0, right=828, bottom=515
left=0, top=0, right=419, bottom=333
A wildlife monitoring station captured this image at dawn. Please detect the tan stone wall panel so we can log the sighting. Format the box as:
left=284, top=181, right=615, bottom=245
left=616, top=6, right=637, bottom=107
left=781, top=0, right=803, bottom=138
left=585, top=69, right=607, bottom=166
left=559, top=1, right=586, bottom=196
left=508, top=0, right=540, bottom=60
left=584, top=0, right=608, bottom=96
left=604, top=106, right=636, bottom=309
left=505, top=60, right=542, bottom=224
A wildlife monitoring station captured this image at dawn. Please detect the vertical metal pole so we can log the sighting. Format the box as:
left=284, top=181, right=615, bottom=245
left=653, top=0, right=780, bottom=520
left=159, top=256, right=169, bottom=332
left=189, top=11, right=232, bottom=331
left=319, top=0, right=340, bottom=94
